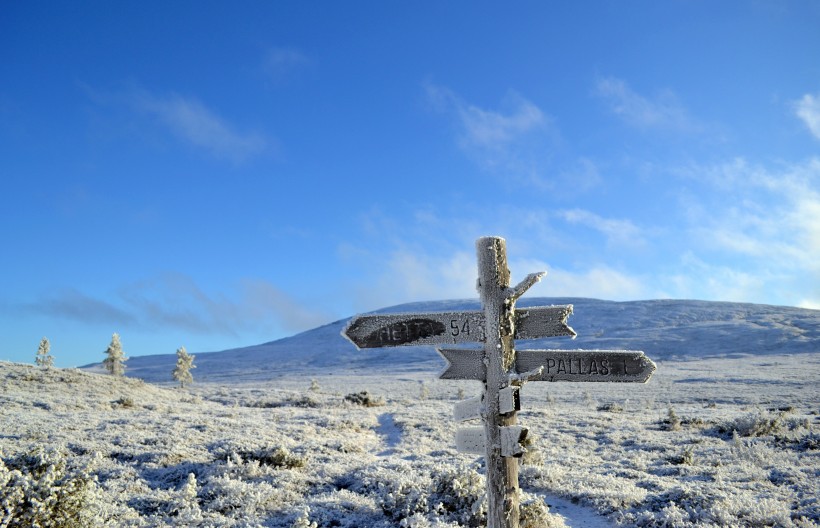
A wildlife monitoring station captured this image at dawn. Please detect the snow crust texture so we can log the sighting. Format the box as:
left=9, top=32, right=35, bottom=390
left=2, top=351, right=819, bottom=527
left=4, top=299, right=819, bottom=526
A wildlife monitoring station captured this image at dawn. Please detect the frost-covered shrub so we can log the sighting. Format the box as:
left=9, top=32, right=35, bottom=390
left=520, top=498, right=565, bottom=528
left=428, top=465, right=486, bottom=526
left=719, top=408, right=809, bottom=440
left=344, top=391, right=385, bottom=407
left=667, top=445, right=695, bottom=466
left=291, top=506, right=318, bottom=528
left=520, top=432, right=543, bottom=467
left=171, top=473, right=202, bottom=522
left=35, top=337, right=54, bottom=368
left=102, top=333, right=127, bottom=377
left=664, top=407, right=682, bottom=431
left=0, top=446, right=107, bottom=528
left=231, top=446, right=306, bottom=469
left=346, top=462, right=486, bottom=526
left=630, top=484, right=797, bottom=527
left=172, top=346, right=195, bottom=389
left=112, top=396, right=135, bottom=409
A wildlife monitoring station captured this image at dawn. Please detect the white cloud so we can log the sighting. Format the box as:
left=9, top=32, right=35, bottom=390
left=424, top=82, right=559, bottom=184
left=595, top=77, right=700, bottom=132
left=666, top=157, right=820, bottom=307
left=559, top=208, right=646, bottom=248
left=133, top=91, right=271, bottom=162
left=540, top=265, right=647, bottom=300
left=679, top=157, right=820, bottom=271
left=794, top=92, right=820, bottom=140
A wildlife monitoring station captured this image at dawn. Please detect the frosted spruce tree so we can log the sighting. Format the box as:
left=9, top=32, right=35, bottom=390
left=172, top=346, right=195, bottom=388
left=102, top=333, right=127, bottom=377
left=35, top=337, right=53, bottom=368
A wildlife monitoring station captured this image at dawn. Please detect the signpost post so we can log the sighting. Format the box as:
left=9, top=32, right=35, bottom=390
left=343, top=236, right=656, bottom=528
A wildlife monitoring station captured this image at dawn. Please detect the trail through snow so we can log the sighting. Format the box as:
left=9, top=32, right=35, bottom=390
left=540, top=493, right=616, bottom=527
left=376, top=412, right=402, bottom=456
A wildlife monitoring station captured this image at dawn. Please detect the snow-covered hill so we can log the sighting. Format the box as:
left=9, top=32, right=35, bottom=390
left=85, top=298, right=820, bottom=383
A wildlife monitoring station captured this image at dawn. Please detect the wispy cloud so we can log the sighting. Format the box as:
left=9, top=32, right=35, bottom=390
left=542, top=265, right=647, bottom=300
left=595, top=76, right=701, bottom=132
left=425, top=82, right=559, bottom=184
left=20, top=274, right=330, bottom=337
left=131, top=91, right=271, bottom=162
left=670, top=157, right=820, bottom=306
left=262, top=47, right=310, bottom=82
left=794, top=92, right=820, bottom=140
left=22, top=288, right=136, bottom=325
left=559, top=208, right=647, bottom=248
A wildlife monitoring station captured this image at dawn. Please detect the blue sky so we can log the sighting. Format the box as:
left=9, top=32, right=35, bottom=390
left=2, top=1, right=819, bottom=368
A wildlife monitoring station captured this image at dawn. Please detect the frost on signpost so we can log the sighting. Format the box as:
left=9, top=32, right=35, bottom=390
left=343, top=236, right=656, bottom=528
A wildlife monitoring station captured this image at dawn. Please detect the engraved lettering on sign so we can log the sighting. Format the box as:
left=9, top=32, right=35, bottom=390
left=364, top=318, right=446, bottom=347
left=450, top=318, right=471, bottom=337
left=545, top=357, right=611, bottom=376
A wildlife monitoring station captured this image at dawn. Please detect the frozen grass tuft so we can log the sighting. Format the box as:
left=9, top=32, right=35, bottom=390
left=0, top=446, right=110, bottom=528
left=345, top=391, right=386, bottom=407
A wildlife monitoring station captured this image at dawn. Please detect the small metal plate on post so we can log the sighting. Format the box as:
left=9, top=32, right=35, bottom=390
left=498, top=386, right=520, bottom=415
left=500, top=425, right=528, bottom=458
left=455, top=427, right=486, bottom=455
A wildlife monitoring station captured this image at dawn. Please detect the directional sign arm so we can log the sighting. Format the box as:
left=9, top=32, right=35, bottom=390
left=343, top=311, right=486, bottom=349
left=516, top=349, right=656, bottom=383
left=344, top=305, right=575, bottom=349
left=514, top=305, right=576, bottom=340
left=439, top=348, right=656, bottom=382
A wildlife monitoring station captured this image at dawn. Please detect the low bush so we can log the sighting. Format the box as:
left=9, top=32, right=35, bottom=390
left=344, top=391, right=385, bottom=407
left=0, top=446, right=108, bottom=528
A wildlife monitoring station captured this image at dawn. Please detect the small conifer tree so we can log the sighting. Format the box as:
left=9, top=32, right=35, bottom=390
left=35, top=336, right=54, bottom=368
left=103, top=332, right=127, bottom=377
left=172, top=346, right=195, bottom=388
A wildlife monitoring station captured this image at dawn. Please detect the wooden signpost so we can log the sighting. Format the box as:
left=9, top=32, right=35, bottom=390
left=343, top=236, right=656, bottom=528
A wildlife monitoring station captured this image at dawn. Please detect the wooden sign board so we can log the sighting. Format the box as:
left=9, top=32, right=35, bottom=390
left=456, top=426, right=528, bottom=458
left=453, top=389, right=518, bottom=422
left=454, top=395, right=483, bottom=422
left=343, top=305, right=575, bottom=349
left=455, top=427, right=486, bottom=455
left=439, top=348, right=656, bottom=383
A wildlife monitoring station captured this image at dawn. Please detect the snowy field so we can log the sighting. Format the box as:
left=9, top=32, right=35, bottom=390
left=2, top=299, right=819, bottom=527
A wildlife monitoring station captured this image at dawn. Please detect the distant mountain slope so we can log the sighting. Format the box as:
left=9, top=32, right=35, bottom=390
left=84, top=298, right=820, bottom=383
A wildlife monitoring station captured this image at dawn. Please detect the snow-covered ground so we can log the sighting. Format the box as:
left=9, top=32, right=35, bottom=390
left=2, top=299, right=819, bottom=526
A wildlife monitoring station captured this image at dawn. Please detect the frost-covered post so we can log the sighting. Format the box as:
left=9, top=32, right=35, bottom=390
left=172, top=346, right=196, bottom=388
left=35, top=336, right=53, bottom=368
left=103, top=333, right=127, bottom=377
left=477, top=237, right=523, bottom=528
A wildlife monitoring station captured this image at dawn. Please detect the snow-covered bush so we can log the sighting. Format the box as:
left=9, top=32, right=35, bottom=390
left=102, top=333, right=127, bottom=377
left=35, top=337, right=53, bottom=368
left=345, top=391, right=385, bottom=407
left=172, top=346, right=195, bottom=388
left=719, top=408, right=811, bottom=442
left=0, top=446, right=107, bottom=527
left=664, top=407, right=682, bottom=431
left=346, top=461, right=486, bottom=526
